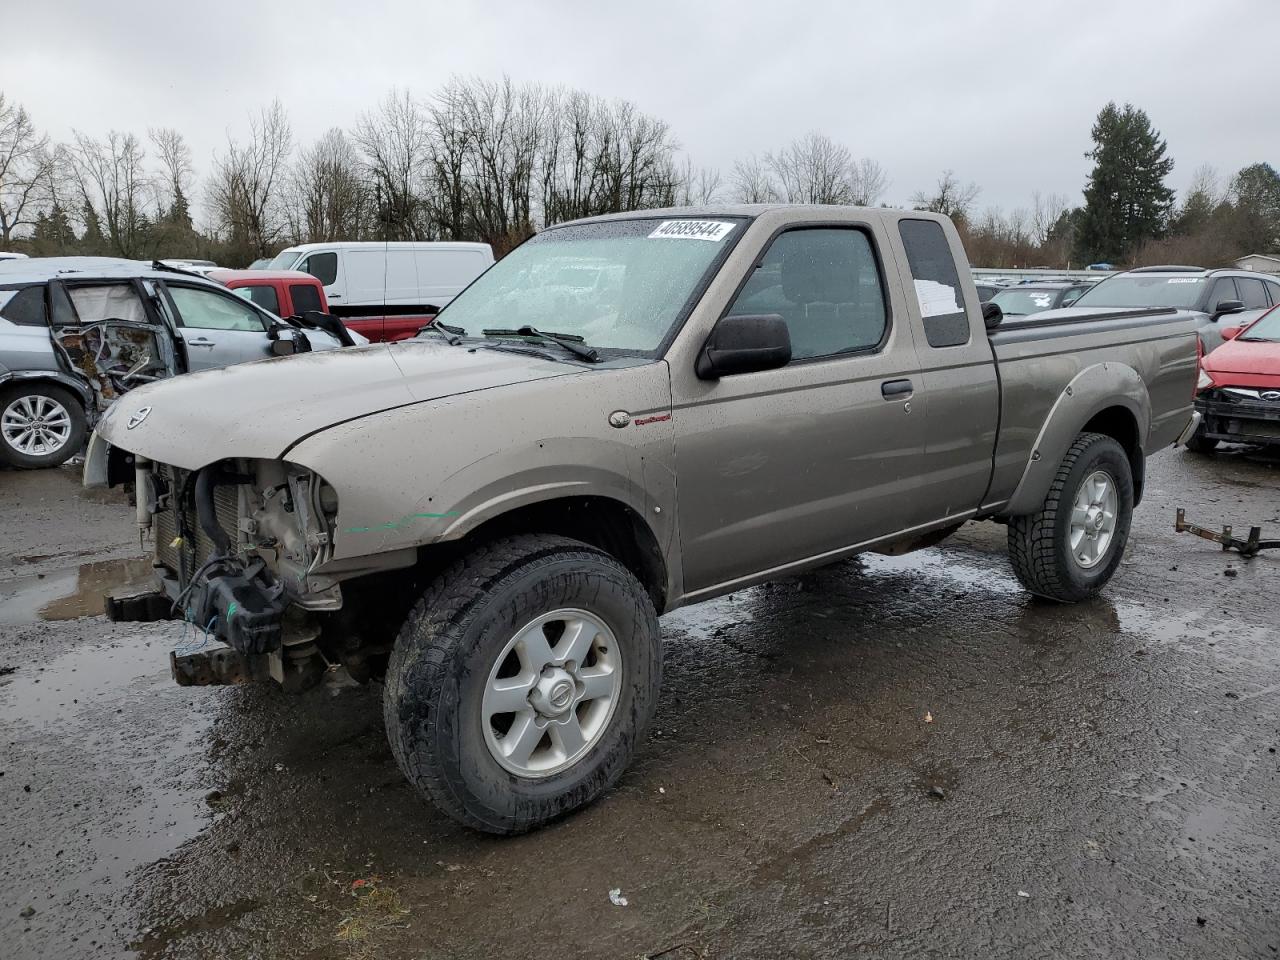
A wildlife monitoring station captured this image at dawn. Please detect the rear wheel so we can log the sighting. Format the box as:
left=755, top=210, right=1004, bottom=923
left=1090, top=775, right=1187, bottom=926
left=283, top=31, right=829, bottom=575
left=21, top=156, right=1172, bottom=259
left=383, top=534, right=661, bottom=834
left=0, top=383, right=86, bottom=469
left=1007, top=432, right=1134, bottom=602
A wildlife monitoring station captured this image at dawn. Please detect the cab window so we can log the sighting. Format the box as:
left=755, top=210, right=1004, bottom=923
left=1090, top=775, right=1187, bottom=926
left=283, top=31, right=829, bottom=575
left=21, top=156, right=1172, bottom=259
left=167, top=285, right=267, bottom=331
left=724, top=228, right=887, bottom=361
left=232, top=284, right=280, bottom=315
left=289, top=283, right=324, bottom=314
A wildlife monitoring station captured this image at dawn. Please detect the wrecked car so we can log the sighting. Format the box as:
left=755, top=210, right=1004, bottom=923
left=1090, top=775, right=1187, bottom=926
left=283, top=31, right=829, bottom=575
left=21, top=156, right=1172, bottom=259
left=1189, top=303, right=1280, bottom=452
left=0, top=257, right=364, bottom=468
left=87, top=206, right=1200, bottom=834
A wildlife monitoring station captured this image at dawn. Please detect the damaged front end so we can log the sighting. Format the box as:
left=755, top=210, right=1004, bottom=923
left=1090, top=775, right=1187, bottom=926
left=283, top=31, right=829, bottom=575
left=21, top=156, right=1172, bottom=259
left=108, top=452, right=343, bottom=692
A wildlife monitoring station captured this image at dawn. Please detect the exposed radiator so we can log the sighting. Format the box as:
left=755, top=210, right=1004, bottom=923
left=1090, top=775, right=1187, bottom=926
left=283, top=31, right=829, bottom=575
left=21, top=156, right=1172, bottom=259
left=153, top=466, right=240, bottom=584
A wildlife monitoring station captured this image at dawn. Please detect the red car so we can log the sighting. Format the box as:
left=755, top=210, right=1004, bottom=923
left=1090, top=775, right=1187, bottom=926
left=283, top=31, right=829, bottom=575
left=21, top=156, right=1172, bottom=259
left=1190, top=305, right=1280, bottom=452
left=209, top=269, right=435, bottom=342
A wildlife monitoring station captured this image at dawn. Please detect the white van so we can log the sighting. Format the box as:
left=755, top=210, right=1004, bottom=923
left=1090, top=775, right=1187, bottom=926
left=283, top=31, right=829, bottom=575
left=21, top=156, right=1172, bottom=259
left=265, top=241, right=493, bottom=312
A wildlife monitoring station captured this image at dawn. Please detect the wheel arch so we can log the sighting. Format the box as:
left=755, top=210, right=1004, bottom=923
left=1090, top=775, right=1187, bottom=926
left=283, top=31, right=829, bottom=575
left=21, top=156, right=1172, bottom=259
left=1002, top=363, right=1149, bottom=516
left=0, top=370, right=93, bottom=409
left=418, top=494, right=670, bottom=613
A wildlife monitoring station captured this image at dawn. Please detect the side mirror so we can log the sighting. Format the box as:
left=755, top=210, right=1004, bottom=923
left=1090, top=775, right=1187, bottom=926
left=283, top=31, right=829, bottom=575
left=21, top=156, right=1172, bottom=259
left=982, top=301, right=1004, bottom=330
left=267, top=324, right=312, bottom=356
left=1220, top=325, right=1243, bottom=341
left=695, top=314, right=791, bottom=379
left=1212, top=299, right=1244, bottom=320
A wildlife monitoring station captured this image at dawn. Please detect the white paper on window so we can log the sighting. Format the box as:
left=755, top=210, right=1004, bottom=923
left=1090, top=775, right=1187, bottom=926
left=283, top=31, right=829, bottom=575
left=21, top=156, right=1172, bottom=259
left=913, top=278, right=960, bottom=318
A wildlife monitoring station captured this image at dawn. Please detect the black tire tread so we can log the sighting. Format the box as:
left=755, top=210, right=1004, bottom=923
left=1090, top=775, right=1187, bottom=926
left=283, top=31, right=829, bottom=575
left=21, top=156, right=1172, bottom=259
left=1008, top=432, right=1121, bottom=602
left=383, top=533, right=656, bottom=834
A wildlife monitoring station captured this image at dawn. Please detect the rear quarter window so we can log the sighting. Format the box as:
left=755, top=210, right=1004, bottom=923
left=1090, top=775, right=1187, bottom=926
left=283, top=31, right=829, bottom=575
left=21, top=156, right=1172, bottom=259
left=898, top=219, right=970, bottom=347
left=289, top=283, right=324, bottom=314
left=0, top=285, right=47, bottom=326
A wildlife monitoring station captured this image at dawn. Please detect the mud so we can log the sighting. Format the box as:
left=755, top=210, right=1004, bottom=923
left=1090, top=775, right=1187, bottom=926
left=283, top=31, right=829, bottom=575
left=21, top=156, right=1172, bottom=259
left=1, top=453, right=1277, bottom=959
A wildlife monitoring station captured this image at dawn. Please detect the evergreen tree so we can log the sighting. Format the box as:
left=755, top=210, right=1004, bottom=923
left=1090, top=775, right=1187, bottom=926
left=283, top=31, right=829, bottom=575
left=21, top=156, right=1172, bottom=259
left=1228, top=162, right=1280, bottom=253
left=1075, top=103, right=1174, bottom=264
left=80, top=202, right=106, bottom=255
left=31, top=202, right=77, bottom=255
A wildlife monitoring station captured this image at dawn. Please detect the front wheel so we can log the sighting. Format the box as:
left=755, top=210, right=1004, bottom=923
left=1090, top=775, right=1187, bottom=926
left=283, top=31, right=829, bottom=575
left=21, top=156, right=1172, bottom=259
left=383, top=534, right=661, bottom=834
left=1007, top=432, right=1134, bottom=602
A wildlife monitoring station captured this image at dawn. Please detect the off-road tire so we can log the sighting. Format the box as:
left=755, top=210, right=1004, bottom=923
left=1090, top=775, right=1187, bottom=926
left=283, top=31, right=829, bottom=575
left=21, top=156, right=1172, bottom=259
left=383, top=534, right=661, bottom=834
left=0, top=383, right=87, bottom=469
left=1007, top=432, right=1134, bottom=602
left=1184, top=426, right=1218, bottom=455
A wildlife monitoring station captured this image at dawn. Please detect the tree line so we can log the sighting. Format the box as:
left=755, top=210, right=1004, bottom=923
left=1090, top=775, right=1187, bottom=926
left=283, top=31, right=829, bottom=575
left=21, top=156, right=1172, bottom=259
left=1, top=82, right=1277, bottom=269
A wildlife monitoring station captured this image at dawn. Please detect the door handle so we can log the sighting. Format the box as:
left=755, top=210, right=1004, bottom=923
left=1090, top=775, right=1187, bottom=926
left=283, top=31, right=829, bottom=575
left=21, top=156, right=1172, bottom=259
left=881, top=379, right=913, bottom=398
left=327, top=293, right=342, bottom=299
left=186, top=337, right=215, bottom=347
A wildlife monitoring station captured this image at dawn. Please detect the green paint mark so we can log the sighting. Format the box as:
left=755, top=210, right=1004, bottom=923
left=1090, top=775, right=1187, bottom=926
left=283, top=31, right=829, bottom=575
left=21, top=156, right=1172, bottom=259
left=342, top=511, right=458, bottom=534
left=227, top=601, right=239, bottom=621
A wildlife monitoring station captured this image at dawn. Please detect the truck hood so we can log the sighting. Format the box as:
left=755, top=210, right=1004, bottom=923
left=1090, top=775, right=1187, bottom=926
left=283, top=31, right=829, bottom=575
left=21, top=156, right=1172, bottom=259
left=1203, top=337, right=1280, bottom=387
left=96, top=340, right=576, bottom=469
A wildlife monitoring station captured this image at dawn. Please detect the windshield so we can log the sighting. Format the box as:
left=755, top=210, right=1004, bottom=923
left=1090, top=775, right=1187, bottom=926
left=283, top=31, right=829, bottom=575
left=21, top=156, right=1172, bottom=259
left=435, top=217, right=744, bottom=356
left=266, top=248, right=302, bottom=270
left=990, top=287, right=1064, bottom=316
left=1072, top=275, right=1206, bottom=310
left=1240, top=307, right=1280, bottom=341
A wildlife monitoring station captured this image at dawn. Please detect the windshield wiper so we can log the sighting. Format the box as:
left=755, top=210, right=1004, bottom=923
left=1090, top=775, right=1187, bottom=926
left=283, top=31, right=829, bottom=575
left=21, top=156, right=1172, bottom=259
left=481, top=325, right=600, bottom=362
left=419, top=318, right=466, bottom=345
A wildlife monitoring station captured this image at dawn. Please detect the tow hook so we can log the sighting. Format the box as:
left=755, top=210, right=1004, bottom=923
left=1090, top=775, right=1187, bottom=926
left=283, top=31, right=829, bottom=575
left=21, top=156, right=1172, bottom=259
left=1175, top=508, right=1280, bottom=557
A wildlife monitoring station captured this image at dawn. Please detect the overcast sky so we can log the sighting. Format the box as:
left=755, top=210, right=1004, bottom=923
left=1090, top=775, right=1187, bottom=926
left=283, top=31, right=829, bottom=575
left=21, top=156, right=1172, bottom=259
left=6, top=0, right=1278, bottom=221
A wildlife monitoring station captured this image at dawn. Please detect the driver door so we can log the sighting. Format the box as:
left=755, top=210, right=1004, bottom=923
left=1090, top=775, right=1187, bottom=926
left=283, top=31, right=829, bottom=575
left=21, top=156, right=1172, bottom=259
left=161, top=283, right=273, bottom=370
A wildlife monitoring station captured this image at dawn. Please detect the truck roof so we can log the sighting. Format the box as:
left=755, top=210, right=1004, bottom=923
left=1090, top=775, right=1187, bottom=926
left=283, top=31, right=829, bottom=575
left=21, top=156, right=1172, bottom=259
left=557, top=204, right=953, bottom=229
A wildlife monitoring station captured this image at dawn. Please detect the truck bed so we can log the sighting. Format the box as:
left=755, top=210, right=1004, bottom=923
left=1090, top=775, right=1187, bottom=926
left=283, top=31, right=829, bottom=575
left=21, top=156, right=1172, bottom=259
left=983, top=305, right=1199, bottom=514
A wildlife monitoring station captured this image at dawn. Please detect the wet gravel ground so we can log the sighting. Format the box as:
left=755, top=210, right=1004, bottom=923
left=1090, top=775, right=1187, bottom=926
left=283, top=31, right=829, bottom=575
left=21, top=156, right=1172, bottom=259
left=1, top=449, right=1278, bottom=959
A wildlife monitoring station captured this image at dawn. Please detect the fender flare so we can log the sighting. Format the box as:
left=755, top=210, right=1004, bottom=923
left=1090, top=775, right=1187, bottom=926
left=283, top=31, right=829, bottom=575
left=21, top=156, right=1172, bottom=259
left=1002, top=362, right=1150, bottom=516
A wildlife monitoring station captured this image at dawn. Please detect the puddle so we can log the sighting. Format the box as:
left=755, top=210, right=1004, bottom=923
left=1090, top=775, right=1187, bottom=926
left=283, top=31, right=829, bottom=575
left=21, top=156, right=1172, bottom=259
left=0, top=627, right=218, bottom=944
left=0, top=557, right=154, bottom=626
left=0, top=632, right=173, bottom=727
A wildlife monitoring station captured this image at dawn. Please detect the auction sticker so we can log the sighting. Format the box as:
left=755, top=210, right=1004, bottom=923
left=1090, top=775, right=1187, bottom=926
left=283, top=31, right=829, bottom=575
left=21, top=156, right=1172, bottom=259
left=648, top=220, right=736, bottom=241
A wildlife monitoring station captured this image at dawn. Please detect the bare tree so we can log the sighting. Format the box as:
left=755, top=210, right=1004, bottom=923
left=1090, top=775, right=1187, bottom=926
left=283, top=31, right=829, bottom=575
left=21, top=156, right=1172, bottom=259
left=66, top=130, right=152, bottom=257
left=730, top=155, right=778, bottom=204
left=355, top=90, right=432, bottom=240
left=0, top=94, right=56, bottom=244
left=538, top=84, right=684, bottom=228
left=730, top=135, right=884, bottom=206
left=1030, top=190, right=1070, bottom=246
left=911, top=170, right=981, bottom=223
left=766, top=132, right=857, bottom=204
left=848, top=157, right=889, bottom=206
left=676, top=160, right=722, bottom=206
left=148, top=127, right=194, bottom=216
left=289, top=128, right=370, bottom=242
left=207, top=100, right=293, bottom=260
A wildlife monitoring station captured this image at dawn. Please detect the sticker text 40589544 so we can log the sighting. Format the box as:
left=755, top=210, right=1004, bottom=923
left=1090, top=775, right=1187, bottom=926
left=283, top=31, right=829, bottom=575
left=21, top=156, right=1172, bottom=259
left=648, top=220, right=736, bottom=242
